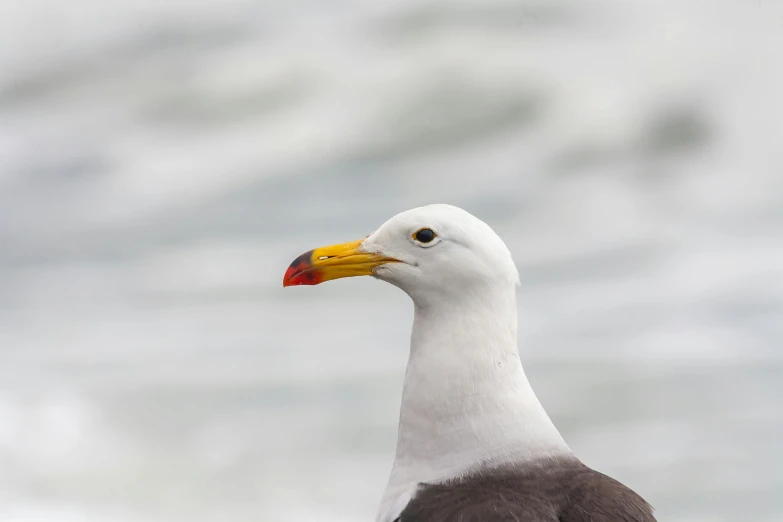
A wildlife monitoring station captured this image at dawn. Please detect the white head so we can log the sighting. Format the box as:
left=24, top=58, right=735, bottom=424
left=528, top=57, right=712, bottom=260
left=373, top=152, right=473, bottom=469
left=283, top=205, right=570, bottom=522
left=283, top=204, right=519, bottom=304
left=365, top=204, right=519, bottom=302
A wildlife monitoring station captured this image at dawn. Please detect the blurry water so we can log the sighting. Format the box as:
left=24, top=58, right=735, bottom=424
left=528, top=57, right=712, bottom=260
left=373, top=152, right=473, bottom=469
left=1, top=1, right=782, bottom=521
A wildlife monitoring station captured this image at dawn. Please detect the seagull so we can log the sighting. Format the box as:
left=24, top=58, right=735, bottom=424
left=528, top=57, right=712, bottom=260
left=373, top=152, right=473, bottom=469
left=283, top=204, right=656, bottom=522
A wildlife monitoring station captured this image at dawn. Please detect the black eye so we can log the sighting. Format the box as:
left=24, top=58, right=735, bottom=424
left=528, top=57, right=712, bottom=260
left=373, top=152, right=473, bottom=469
left=414, top=228, right=436, bottom=243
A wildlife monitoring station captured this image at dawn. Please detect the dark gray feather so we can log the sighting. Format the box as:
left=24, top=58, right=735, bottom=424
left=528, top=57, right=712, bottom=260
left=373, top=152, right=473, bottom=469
left=397, top=457, right=655, bottom=522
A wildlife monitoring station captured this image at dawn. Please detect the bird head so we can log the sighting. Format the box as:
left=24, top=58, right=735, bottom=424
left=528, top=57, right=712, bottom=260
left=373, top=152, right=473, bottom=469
left=283, top=204, right=519, bottom=301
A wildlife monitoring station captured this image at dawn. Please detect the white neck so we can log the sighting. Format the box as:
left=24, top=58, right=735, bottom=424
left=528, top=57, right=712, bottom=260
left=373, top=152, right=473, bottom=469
left=376, top=283, right=572, bottom=522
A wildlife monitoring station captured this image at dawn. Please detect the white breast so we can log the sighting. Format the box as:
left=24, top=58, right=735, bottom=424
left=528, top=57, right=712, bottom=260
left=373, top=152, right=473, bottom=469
left=376, top=286, right=571, bottom=522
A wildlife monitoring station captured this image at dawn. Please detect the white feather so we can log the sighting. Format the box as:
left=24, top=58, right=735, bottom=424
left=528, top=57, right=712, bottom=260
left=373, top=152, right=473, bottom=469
left=360, top=205, right=571, bottom=522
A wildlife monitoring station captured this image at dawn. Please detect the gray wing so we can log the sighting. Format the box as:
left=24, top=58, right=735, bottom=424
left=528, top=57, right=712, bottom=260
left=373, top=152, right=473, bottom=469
left=397, top=461, right=655, bottom=522
left=556, top=467, right=657, bottom=522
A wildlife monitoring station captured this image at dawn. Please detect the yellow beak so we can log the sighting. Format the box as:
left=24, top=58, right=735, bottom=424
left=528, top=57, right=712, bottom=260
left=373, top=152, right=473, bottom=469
left=283, top=239, right=399, bottom=287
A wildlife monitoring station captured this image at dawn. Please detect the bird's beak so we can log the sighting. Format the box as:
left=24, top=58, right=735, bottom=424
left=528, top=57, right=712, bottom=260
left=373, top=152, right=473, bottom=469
left=283, top=239, right=399, bottom=287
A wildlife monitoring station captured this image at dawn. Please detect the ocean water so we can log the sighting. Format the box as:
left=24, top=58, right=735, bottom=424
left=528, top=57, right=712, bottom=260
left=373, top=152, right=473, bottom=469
left=1, top=1, right=782, bottom=521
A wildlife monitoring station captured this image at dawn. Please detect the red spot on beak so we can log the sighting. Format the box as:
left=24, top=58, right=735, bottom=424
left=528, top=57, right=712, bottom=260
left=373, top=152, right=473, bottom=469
left=283, top=250, right=324, bottom=287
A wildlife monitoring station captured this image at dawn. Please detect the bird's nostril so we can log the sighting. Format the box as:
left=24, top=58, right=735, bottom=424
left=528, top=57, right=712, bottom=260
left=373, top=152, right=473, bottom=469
left=319, top=256, right=332, bottom=260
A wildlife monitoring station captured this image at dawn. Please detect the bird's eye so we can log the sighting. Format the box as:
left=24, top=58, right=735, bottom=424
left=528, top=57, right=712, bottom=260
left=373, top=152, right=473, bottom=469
left=413, top=228, right=436, bottom=243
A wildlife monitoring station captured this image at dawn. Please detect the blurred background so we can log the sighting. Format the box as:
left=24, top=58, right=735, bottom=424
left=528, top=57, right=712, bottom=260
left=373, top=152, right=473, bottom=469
left=1, top=1, right=782, bottom=521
